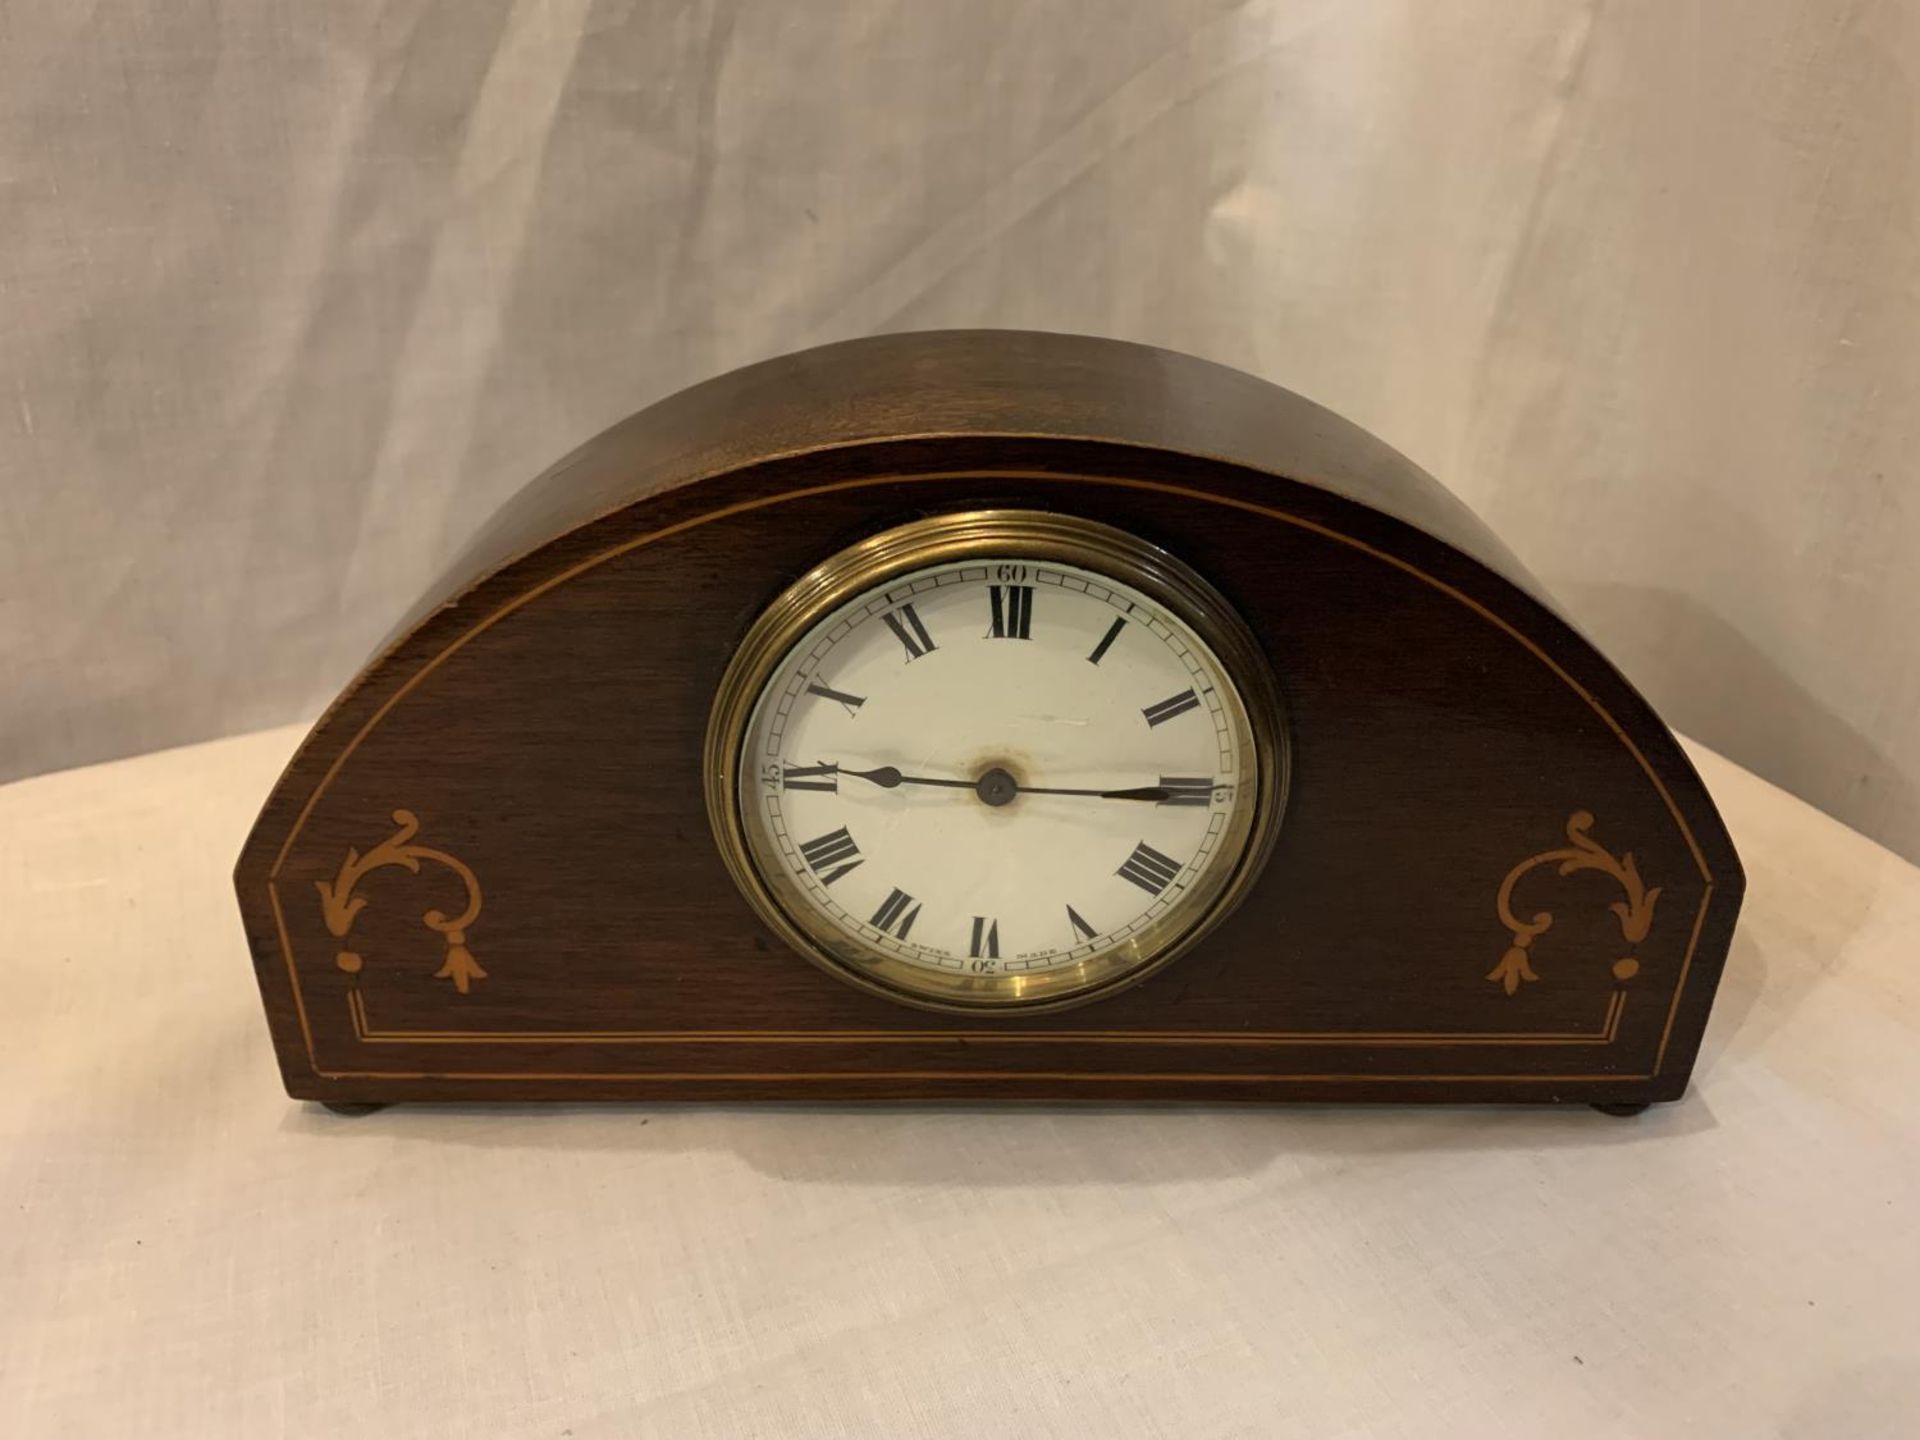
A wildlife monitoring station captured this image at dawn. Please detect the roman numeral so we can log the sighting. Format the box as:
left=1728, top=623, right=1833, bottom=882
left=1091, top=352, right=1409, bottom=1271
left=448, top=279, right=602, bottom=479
left=781, top=762, right=839, bottom=793
left=986, top=585, right=1033, bottom=640
left=1116, top=840, right=1183, bottom=895
left=870, top=887, right=921, bottom=939
left=797, top=827, right=863, bottom=885
left=805, top=681, right=866, bottom=717
left=1066, top=905, right=1097, bottom=943
left=969, top=916, right=1000, bottom=958
left=882, top=603, right=936, bottom=660
left=1158, top=776, right=1215, bottom=807
left=1087, top=615, right=1126, bottom=665
left=1141, top=688, right=1201, bottom=727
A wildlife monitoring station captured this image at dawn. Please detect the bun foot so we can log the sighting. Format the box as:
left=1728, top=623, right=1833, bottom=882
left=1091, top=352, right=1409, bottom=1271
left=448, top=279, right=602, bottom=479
left=321, top=1101, right=388, bottom=1117
left=1592, top=1101, right=1650, bottom=1118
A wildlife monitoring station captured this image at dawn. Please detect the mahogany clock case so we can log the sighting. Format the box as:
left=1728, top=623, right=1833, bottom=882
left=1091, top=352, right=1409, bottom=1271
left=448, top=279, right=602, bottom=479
left=233, top=330, right=1743, bottom=1108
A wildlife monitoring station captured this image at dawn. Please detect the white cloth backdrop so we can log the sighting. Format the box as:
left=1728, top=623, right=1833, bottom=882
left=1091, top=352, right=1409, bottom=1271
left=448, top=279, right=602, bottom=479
left=6, top=726, right=1920, bottom=1437
left=4, top=1, right=1918, bottom=857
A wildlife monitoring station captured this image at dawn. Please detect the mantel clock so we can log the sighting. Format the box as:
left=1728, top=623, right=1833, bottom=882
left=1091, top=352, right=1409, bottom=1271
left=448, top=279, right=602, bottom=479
left=235, top=331, right=1742, bottom=1112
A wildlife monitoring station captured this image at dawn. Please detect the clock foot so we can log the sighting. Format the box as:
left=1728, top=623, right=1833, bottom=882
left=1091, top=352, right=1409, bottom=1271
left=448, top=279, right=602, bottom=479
left=1591, top=1101, right=1650, bottom=1118
left=320, top=1100, right=389, bottom=1117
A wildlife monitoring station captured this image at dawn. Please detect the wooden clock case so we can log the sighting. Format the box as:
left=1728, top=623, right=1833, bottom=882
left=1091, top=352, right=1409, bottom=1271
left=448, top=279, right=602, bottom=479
left=234, top=330, right=1742, bottom=1110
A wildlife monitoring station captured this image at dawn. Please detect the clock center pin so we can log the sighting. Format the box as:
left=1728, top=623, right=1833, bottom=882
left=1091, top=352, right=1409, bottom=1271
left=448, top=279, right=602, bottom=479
left=974, top=765, right=1020, bottom=808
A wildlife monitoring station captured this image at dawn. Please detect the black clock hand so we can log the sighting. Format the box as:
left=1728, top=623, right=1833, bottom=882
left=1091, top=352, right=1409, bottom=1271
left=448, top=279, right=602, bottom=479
left=838, top=765, right=1201, bottom=803
left=839, top=765, right=973, bottom=791
left=1023, top=782, right=1171, bottom=801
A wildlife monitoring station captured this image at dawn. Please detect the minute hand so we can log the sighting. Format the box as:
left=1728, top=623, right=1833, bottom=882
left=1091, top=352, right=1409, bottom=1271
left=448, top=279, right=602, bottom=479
left=1025, top=782, right=1172, bottom=801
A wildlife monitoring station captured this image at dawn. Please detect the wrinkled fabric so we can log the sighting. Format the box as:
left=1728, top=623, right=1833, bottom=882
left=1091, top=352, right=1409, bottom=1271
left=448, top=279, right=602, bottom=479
left=3, top=1, right=1917, bottom=858
left=4, top=725, right=1920, bottom=1436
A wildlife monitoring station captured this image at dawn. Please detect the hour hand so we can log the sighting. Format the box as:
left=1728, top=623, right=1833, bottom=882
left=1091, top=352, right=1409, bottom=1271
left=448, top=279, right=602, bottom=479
left=840, top=765, right=975, bottom=791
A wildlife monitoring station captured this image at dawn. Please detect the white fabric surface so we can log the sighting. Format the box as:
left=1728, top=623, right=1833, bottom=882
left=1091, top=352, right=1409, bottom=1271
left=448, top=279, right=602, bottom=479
left=3, top=724, right=1918, bottom=1437
left=4, top=1, right=1920, bottom=863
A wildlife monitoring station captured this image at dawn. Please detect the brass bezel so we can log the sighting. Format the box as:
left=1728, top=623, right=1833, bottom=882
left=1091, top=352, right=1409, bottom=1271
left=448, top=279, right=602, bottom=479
left=703, top=509, right=1288, bottom=1014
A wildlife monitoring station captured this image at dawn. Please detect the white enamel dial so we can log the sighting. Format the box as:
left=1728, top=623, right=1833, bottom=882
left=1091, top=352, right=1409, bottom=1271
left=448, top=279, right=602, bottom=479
left=717, top=517, right=1277, bottom=1011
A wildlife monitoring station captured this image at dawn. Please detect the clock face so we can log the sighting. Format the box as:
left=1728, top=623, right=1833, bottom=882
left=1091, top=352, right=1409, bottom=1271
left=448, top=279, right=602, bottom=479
left=710, top=512, right=1282, bottom=1011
